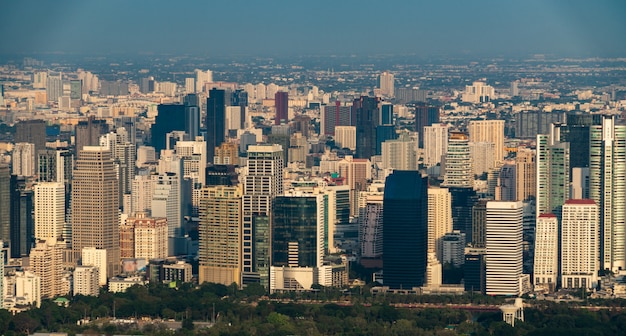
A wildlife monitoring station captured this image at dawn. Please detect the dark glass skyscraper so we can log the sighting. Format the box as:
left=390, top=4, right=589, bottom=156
left=355, top=96, right=380, bottom=159
left=272, top=195, right=323, bottom=268
left=183, top=94, right=200, bottom=141
left=274, top=91, right=288, bottom=125
left=206, top=89, right=226, bottom=163
left=383, top=171, right=428, bottom=289
left=10, top=176, right=33, bottom=258
left=415, top=105, right=440, bottom=148
left=151, top=104, right=186, bottom=155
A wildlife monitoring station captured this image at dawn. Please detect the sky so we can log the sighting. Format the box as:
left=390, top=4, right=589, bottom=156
left=1, top=0, right=625, bottom=58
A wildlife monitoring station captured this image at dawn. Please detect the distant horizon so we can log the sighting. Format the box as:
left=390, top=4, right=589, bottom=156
left=2, top=0, right=626, bottom=59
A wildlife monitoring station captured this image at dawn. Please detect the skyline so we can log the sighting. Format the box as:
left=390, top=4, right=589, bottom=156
left=1, top=1, right=626, bottom=58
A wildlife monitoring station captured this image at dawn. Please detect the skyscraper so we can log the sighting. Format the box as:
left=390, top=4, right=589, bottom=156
left=533, top=214, right=559, bottom=291
left=485, top=201, right=523, bottom=296
left=199, top=185, right=242, bottom=286
left=0, top=165, right=10, bottom=244
left=272, top=192, right=325, bottom=268
left=427, top=187, right=453, bottom=263
left=589, top=115, right=626, bottom=272
left=34, top=182, right=65, bottom=242
left=242, top=144, right=284, bottom=286
left=206, top=88, right=226, bottom=162
left=423, top=123, right=448, bottom=168
left=515, top=147, right=536, bottom=201
left=442, top=132, right=472, bottom=188
left=536, top=124, right=570, bottom=218
left=75, top=117, right=109, bottom=158
left=274, top=91, right=288, bottom=125
left=415, top=105, right=440, bottom=148
left=11, top=143, right=36, bottom=177
left=151, top=104, right=185, bottom=155
left=378, top=71, right=395, bottom=98
left=15, top=119, right=46, bottom=155
left=383, top=171, right=428, bottom=289
left=322, top=102, right=353, bottom=135
left=561, top=199, right=599, bottom=289
left=183, top=94, right=200, bottom=140
left=10, top=176, right=33, bottom=258
left=468, top=120, right=505, bottom=166
left=71, top=147, right=120, bottom=278
left=355, top=96, right=380, bottom=159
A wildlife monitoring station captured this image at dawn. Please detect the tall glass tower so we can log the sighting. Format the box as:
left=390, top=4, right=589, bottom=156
left=383, top=170, right=428, bottom=289
left=589, top=115, right=626, bottom=272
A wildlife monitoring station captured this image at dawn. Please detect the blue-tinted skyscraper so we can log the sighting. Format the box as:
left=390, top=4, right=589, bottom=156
left=183, top=94, right=200, bottom=141
left=151, top=104, right=185, bottom=155
left=383, top=171, right=428, bottom=289
left=206, top=89, right=226, bottom=163
left=355, top=96, right=380, bottom=159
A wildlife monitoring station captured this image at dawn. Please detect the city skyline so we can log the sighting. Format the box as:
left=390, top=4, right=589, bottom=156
left=1, top=1, right=626, bottom=58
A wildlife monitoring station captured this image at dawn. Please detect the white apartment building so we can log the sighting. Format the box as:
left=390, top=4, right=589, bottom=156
left=533, top=214, right=559, bottom=290
left=561, top=199, right=599, bottom=289
left=486, top=201, right=523, bottom=296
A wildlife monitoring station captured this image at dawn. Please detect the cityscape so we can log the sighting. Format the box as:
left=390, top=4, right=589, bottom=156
left=1, top=1, right=626, bottom=335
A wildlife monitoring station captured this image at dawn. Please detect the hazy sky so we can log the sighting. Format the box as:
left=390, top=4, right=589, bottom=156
left=1, top=0, right=625, bottom=58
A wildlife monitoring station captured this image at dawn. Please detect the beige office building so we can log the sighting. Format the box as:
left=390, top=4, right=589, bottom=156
left=72, top=146, right=120, bottom=279
left=468, top=120, right=505, bottom=164
left=199, top=185, right=242, bottom=286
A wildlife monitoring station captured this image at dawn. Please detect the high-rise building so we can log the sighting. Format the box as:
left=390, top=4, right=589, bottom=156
left=462, top=81, right=494, bottom=103
left=183, top=94, right=201, bottom=141
left=381, top=131, right=418, bottom=171
left=383, top=171, right=428, bottom=289
left=151, top=104, right=185, bottom=155
left=378, top=71, right=395, bottom=98
left=533, top=214, right=559, bottom=291
left=37, top=149, right=73, bottom=186
left=71, top=147, right=120, bottom=278
left=34, top=182, right=65, bottom=242
left=485, top=201, right=523, bottom=296
left=75, top=117, right=109, bottom=158
left=468, top=120, right=505, bottom=165
left=322, top=102, right=353, bottom=135
left=443, top=132, right=472, bottom=188
left=206, top=89, right=226, bottom=162
left=589, top=115, right=626, bottom=272
left=472, top=200, right=488, bottom=248
left=358, top=186, right=384, bottom=260
left=128, top=213, right=168, bottom=261
left=152, top=171, right=188, bottom=239
left=0, top=165, right=10, bottom=245
left=415, top=105, right=440, bottom=148
left=464, top=247, right=486, bottom=293
left=82, top=247, right=108, bottom=286
left=274, top=91, right=288, bottom=125
left=536, top=124, right=570, bottom=218
left=469, top=142, right=496, bottom=176
left=29, top=240, right=67, bottom=299
left=46, top=71, right=63, bottom=103
left=354, top=96, right=380, bottom=159
left=561, top=112, right=602, bottom=175
left=272, top=192, right=325, bottom=268
left=571, top=167, right=590, bottom=199
left=561, top=199, right=599, bottom=289
left=195, top=69, right=212, bottom=93
left=423, top=123, right=448, bottom=168
left=516, top=148, right=536, bottom=201
left=442, top=231, right=466, bottom=267
left=495, top=161, right=516, bottom=201
left=427, top=187, right=452, bottom=262
left=334, top=126, right=356, bottom=151
left=242, top=144, right=284, bottom=286
left=198, top=185, right=242, bottom=286
left=10, top=176, right=33, bottom=258
left=11, top=142, right=36, bottom=177
left=73, top=266, right=99, bottom=296
left=15, top=119, right=46, bottom=154
left=100, top=130, right=136, bottom=207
